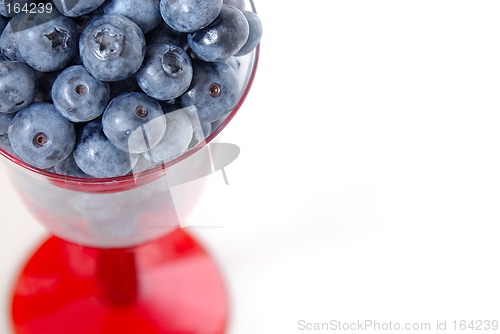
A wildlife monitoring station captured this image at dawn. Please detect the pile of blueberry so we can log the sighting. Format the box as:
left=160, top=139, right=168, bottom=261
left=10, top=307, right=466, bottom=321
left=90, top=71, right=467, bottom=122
left=0, top=0, right=262, bottom=178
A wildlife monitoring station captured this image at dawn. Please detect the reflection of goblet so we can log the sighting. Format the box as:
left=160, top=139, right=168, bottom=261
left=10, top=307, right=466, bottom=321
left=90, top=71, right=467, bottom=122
left=0, top=1, right=260, bottom=332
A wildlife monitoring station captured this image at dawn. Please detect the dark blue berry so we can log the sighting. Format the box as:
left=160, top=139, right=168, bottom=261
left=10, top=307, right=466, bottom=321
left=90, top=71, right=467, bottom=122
left=16, top=12, right=78, bottom=72
left=187, top=5, right=249, bottom=62
left=179, top=60, right=239, bottom=123
left=235, top=10, right=262, bottom=56
left=0, top=61, right=37, bottom=113
left=102, top=92, right=166, bottom=154
left=8, top=102, right=76, bottom=169
left=73, top=119, right=138, bottom=178
left=52, top=65, right=110, bottom=122
left=79, top=14, right=146, bottom=81
left=136, top=43, right=193, bottom=100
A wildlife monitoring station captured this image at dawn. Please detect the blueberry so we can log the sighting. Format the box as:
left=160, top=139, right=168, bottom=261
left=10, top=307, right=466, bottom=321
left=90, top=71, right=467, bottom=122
left=73, top=119, right=138, bottom=178
left=102, top=92, right=166, bottom=154
left=179, top=60, right=239, bottom=123
left=144, top=109, right=193, bottom=163
left=103, top=0, right=162, bottom=34
left=188, top=5, right=249, bottom=62
left=52, top=65, right=110, bottom=122
left=8, top=102, right=76, bottom=169
left=0, top=61, right=37, bottom=113
left=136, top=43, right=193, bottom=101
left=52, top=0, right=107, bottom=17
left=16, top=12, right=78, bottom=72
left=235, top=10, right=263, bottom=56
left=160, top=0, right=222, bottom=33
left=79, top=14, right=146, bottom=81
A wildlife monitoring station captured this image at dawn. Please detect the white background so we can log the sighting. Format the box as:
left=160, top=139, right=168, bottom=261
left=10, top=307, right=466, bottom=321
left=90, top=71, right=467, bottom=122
left=2, top=1, right=500, bottom=333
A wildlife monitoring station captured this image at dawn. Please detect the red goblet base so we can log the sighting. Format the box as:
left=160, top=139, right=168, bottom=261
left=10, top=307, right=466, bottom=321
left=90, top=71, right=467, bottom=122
left=10, top=228, right=228, bottom=334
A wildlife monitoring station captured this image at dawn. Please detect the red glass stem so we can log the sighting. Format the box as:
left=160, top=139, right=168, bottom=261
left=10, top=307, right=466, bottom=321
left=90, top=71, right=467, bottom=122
left=97, top=248, right=138, bottom=306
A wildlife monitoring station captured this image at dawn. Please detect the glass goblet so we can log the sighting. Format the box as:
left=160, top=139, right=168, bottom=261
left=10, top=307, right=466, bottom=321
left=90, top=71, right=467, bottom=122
left=0, top=1, right=260, bottom=332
